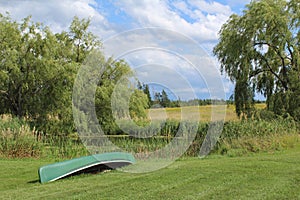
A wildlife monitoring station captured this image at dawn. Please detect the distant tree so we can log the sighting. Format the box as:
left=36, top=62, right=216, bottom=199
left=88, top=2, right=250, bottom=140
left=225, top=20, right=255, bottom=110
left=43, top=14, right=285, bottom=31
left=227, top=94, right=234, bottom=105
left=79, top=54, right=149, bottom=134
left=142, top=84, right=152, bottom=108
left=153, top=92, right=160, bottom=104
left=129, top=89, right=149, bottom=119
left=160, top=90, right=171, bottom=108
left=213, top=0, right=300, bottom=120
left=137, top=81, right=143, bottom=90
left=94, top=58, right=133, bottom=132
left=169, top=98, right=180, bottom=108
left=135, top=82, right=152, bottom=108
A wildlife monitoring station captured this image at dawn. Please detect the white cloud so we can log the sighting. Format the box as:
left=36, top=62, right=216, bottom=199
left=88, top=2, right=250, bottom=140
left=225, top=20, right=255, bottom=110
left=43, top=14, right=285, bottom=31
left=187, top=0, right=231, bottom=15
left=113, top=0, right=232, bottom=42
left=103, top=31, right=226, bottom=100
left=0, top=0, right=113, bottom=36
left=0, top=0, right=239, bottom=100
left=224, top=0, right=251, bottom=7
left=0, top=0, right=233, bottom=48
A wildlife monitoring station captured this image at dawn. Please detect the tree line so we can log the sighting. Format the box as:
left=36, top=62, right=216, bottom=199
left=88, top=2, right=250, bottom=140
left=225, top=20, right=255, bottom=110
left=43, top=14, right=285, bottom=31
left=137, top=81, right=230, bottom=108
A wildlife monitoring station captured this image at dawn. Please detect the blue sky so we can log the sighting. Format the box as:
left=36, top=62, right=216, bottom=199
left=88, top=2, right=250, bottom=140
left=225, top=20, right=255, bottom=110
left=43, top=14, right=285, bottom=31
left=0, top=0, right=255, bottom=100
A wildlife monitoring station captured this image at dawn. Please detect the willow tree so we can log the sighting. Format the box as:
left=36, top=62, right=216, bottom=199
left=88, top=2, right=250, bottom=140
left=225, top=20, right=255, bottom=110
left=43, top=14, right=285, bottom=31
left=0, top=14, right=149, bottom=135
left=0, top=15, right=75, bottom=118
left=213, top=0, right=300, bottom=120
left=0, top=14, right=99, bottom=134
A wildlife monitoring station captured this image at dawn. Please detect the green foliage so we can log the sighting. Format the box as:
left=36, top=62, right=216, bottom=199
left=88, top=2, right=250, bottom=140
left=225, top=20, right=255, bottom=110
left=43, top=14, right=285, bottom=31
left=137, top=83, right=152, bottom=108
left=143, top=84, right=152, bottom=108
left=41, top=134, right=88, bottom=160
left=0, top=13, right=150, bottom=136
left=129, top=89, right=149, bottom=119
left=95, top=58, right=127, bottom=134
left=77, top=118, right=299, bottom=157
left=255, top=109, right=277, bottom=121
left=234, top=79, right=255, bottom=119
left=72, top=50, right=150, bottom=137
left=151, top=89, right=171, bottom=108
left=222, top=118, right=297, bottom=139
left=69, top=16, right=101, bottom=63
left=0, top=115, right=88, bottom=159
left=213, top=0, right=300, bottom=120
left=216, top=118, right=298, bottom=155
left=0, top=115, right=25, bottom=131
left=160, top=90, right=171, bottom=107
left=0, top=13, right=101, bottom=135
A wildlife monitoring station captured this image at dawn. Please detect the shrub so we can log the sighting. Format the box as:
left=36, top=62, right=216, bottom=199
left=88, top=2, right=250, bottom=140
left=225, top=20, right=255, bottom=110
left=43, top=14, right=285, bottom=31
left=0, top=124, right=41, bottom=158
left=216, top=118, right=299, bottom=156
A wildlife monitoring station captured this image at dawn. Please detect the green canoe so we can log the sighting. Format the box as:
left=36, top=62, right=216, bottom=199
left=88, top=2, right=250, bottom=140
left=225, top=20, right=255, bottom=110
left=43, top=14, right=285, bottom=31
left=38, top=152, right=135, bottom=183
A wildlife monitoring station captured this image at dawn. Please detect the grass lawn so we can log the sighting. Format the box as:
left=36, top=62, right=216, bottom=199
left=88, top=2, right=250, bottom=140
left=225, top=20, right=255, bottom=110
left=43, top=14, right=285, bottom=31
left=1, top=144, right=300, bottom=199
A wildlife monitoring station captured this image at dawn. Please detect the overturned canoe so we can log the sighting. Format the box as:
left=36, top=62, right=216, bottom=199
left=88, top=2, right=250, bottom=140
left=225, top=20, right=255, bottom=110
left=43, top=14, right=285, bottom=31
left=38, top=152, right=135, bottom=183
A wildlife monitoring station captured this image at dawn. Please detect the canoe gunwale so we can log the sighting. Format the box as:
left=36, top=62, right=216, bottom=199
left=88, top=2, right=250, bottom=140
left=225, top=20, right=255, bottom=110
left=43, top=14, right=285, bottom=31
left=48, top=160, right=133, bottom=182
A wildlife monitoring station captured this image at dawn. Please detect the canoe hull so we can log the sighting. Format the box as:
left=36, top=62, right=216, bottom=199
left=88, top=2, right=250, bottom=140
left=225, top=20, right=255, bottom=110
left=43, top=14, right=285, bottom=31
left=38, top=152, right=135, bottom=183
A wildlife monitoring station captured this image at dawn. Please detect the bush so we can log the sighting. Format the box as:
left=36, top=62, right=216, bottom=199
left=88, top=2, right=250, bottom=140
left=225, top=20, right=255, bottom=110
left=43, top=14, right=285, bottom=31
left=0, top=123, right=41, bottom=158
left=216, top=118, right=299, bottom=156
left=0, top=115, right=88, bottom=159
left=0, top=115, right=26, bottom=132
left=256, top=109, right=277, bottom=121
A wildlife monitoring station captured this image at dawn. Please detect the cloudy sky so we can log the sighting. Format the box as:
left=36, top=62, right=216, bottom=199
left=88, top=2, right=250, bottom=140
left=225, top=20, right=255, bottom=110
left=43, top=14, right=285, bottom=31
left=0, top=0, right=253, bottom=100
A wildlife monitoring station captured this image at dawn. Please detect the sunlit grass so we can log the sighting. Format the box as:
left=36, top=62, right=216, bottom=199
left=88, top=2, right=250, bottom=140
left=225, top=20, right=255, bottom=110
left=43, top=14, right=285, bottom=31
left=1, top=144, right=300, bottom=199
left=148, top=103, right=266, bottom=122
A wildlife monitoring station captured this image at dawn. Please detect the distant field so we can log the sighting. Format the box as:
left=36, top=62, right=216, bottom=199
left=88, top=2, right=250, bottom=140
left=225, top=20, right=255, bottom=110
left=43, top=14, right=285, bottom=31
left=148, top=103, right=266, bottom=121
left=1, top=144, right=300, bottom=199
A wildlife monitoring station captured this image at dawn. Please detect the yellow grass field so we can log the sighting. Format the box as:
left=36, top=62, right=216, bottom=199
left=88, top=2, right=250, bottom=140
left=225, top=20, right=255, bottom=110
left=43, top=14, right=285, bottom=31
left=148, top=103, right=266, bottom=122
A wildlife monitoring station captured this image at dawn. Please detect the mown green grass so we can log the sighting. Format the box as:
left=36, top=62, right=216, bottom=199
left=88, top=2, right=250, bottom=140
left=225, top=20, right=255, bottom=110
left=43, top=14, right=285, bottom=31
left=1, top=144, right=300, bottom=199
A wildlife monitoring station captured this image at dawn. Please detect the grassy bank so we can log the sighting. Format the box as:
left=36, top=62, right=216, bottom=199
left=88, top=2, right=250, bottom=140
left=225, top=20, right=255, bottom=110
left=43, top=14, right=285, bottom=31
left=1, top=146, right=300, bottom=199
left=1, top=114, right=299, bottom=159
left=0, top=115, right=88, bottom=159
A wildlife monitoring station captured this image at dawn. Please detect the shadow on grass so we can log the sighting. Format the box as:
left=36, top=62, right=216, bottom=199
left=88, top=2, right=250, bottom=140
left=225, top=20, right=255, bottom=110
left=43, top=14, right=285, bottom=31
left=27, top=180, right=40, bottom=184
